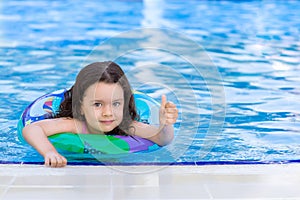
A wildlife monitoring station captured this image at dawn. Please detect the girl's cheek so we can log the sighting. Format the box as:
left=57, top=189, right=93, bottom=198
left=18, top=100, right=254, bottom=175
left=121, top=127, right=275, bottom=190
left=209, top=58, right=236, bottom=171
left=115, top=111, right=123, bottom=119
left=114, top=107, right=123, bottom=115
left=94, top=109, right=103, bottom=119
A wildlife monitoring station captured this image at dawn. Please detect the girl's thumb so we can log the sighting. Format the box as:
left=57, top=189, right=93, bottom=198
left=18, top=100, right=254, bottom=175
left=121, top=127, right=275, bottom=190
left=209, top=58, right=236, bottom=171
left=161, top=95, right=167, bottom=108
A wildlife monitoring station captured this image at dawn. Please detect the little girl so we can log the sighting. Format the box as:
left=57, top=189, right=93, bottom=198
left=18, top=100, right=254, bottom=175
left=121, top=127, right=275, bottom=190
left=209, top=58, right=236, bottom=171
left=22, top=61, right=178, bottom=167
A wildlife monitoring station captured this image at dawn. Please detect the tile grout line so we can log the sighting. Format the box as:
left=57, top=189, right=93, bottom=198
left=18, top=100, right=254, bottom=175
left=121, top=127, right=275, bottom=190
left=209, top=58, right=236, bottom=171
left=9, top=185, right=75, bottom=189
left=203, top=184, right=213, bottom=199
left=1, top=175, right=16, bottom=200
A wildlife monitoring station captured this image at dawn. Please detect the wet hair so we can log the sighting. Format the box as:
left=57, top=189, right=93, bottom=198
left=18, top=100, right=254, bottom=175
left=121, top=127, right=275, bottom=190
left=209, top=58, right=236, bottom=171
left=55, top=61, right=138, bottom=135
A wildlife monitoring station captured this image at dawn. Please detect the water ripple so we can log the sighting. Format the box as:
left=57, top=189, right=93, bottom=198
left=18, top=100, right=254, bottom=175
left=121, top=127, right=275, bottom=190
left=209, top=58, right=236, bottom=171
left=1, top=0, right=300, bottom=164
left=13, top=64, right=56, bottom=73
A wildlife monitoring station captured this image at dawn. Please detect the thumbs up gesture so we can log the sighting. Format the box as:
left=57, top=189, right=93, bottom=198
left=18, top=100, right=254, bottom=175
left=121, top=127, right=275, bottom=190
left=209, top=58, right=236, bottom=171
left=160, top=95, right=178, bottom=126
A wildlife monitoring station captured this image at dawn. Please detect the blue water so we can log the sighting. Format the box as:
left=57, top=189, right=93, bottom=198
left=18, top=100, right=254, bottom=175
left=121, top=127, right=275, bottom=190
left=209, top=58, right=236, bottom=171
left=1, top=0, right=300, bottom=165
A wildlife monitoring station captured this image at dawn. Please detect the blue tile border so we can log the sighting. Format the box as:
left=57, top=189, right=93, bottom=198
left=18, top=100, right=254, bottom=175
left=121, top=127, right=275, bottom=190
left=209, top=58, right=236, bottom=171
left=1, top=160, right=300, bottom=166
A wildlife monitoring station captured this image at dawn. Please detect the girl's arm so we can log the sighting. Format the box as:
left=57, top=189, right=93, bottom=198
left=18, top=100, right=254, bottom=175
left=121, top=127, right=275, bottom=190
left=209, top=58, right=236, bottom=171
left=22, top=118, right=78, bottom=167
left=132, top=95, right=178, bottom=146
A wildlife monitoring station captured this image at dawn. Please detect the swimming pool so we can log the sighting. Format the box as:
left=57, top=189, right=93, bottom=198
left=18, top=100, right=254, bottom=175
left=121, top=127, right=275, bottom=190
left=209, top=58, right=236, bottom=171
left=0, top=0, right=299, bottom=165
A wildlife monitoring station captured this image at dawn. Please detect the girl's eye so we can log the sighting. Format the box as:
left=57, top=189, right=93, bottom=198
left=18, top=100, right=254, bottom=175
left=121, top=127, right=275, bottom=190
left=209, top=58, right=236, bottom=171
left=113, top=102, right=121, bottom=107
left=94, top=103, right=102, bottom=107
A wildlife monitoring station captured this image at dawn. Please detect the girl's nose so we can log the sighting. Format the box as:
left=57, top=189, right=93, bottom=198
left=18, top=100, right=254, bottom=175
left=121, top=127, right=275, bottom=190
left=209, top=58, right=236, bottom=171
left=102, top=105, right=113, bottom=117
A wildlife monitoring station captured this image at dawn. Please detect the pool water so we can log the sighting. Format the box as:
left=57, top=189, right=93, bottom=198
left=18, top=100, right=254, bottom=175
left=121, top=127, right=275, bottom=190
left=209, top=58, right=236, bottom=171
left=1, top=0, right=300, bottom=165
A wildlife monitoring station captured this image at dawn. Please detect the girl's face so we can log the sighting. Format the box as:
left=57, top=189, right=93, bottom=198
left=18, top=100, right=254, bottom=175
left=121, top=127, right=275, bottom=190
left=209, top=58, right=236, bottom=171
left=81, top=82, right=124, bottom=133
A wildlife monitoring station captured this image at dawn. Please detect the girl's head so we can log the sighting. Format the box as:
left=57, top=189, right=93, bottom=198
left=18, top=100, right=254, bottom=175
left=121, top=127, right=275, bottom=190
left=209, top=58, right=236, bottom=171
left=58, top=61, right=138, bottom=135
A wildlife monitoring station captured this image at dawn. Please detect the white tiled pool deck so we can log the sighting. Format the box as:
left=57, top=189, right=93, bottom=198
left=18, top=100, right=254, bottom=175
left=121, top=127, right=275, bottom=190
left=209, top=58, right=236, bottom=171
left=1, top=163, right=300, bottom=199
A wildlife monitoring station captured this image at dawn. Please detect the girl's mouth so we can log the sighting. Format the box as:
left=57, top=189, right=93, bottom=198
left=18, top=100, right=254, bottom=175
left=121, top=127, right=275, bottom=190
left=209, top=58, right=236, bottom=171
left=100, top=120, right=114, bottom=125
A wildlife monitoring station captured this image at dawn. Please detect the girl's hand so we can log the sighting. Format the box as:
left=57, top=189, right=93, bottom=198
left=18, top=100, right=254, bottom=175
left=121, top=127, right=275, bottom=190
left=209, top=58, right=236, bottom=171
left=44, top=151, right=67, bottom=168
left=159, top=95, right=178, bottom=126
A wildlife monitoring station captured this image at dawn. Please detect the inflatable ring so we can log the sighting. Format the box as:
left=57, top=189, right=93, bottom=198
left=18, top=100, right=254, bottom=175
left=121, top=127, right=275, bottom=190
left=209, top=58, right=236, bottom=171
left=17, top=89, right=160, bottom=154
